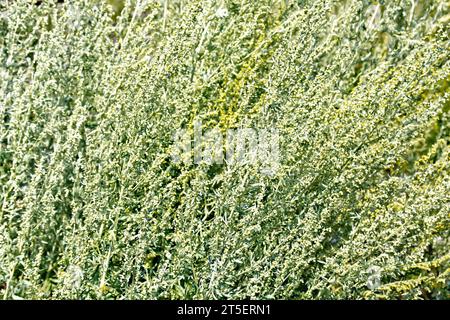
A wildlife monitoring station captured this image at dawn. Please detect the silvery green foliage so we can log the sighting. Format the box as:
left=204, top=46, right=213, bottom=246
left=0, top=0, right=449, bottom=299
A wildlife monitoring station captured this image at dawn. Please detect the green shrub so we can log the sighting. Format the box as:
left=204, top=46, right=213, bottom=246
left=0, top=0, right=449, bottom=299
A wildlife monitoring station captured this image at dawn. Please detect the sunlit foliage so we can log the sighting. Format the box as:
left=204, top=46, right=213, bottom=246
left=0, top=0, right=449, bottom=299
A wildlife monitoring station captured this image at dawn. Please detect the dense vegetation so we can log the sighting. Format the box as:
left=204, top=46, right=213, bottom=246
left=0, top=0, right=449, bottom=299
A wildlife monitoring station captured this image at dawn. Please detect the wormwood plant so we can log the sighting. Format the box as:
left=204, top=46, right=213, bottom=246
left=0, top=0, right=449, bottom=299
